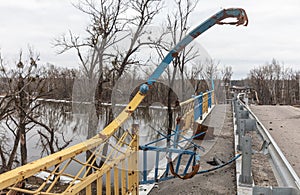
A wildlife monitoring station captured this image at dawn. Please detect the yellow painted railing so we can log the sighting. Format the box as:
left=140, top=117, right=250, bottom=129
left=0, top=90, right=214, bottom=194
left=0, top=92, right=145, bottom=194
left=204, top=92, right=209, bottom=114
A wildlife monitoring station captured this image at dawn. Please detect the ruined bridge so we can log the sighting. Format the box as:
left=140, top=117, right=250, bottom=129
left=0, top=9, right=299, bottom=195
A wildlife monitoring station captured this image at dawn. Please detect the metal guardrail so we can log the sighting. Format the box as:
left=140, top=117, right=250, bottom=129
left=245, top=104, right=300, bottom=190
left=233, top=95, right=300, bottom=194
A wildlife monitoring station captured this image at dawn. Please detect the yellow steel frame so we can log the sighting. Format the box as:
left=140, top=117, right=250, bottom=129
left=0, top=92, right=145, bottom=194
left=0, top=90, right=214, bottom=194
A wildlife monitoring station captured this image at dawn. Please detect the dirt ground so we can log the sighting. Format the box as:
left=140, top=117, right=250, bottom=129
left=250, top=105, right=300, bottom=176
left=149, top=104, right=237, bottom=195
left=250, top=130, right=278, bottom=187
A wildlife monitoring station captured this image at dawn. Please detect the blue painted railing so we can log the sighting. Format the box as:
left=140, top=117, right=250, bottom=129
left=139, top=91, right=214, bottom=184
left=139, top=129, right=204, bottom=184
left=194, top=90, right=214, bottom=121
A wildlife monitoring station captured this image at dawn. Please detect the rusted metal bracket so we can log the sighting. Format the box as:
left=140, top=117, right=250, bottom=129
left=167, top=156, right=200, bottom=180
left=216, top=8, right=248, bottom=26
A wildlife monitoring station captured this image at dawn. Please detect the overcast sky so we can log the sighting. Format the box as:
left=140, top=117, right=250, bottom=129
left=0, top=0, right=299, bottom=79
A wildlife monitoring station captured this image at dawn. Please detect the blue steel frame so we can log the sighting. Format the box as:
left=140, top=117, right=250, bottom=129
left=142, top=8, right=247, bottom=88
left=139, top=128, right=205, bottom=184
left=138, top=8, right=247, bottom=185
left=208, top=92, right=212, bottom=108
left=140, top=129, right=242, bottom=184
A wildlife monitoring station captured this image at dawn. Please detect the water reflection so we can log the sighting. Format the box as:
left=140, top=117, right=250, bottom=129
left=10, top=101, right=171, bottom=164
left=0, top=99, right=177, bottom=178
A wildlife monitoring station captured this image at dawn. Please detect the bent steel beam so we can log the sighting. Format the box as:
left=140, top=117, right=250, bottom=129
left=146, top=8, right=248, bottom=85
left=0, top=8, right=248, bottom=194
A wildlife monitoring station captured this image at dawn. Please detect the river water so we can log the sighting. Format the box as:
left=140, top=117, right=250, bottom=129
left=0, top=101, right=172, bottom=175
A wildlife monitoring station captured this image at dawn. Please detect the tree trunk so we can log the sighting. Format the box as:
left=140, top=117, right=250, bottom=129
left=20, top=122, right=27, bottom=166
left=95, top=74, right=103, bottom=118
left=181, top=71, right=185, bottom=100
left=18, top=75, right=28, bottom=166
left=167, top=88, right=173, bottom=147
left=167, top=67, right=177, bottom=146
left=7, top=130, right=21, bottom=170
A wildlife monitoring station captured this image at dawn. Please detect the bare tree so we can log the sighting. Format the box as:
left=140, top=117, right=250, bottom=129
left=55, top=0, right=162, bottom=172
left=0, top=49, right=50, bottom=172
left=222, top=66, right=233, bottom=84
left=201, top=58, right=220, bottom=84
left=55, top=0, right=162, bottom=130
left=0, top=54, right=14, bottom=122
left=248, top=59, right=299, bottom=105
left=185, top=61, right=204, bottom=94
left=159, top=0, right=200, bottom=99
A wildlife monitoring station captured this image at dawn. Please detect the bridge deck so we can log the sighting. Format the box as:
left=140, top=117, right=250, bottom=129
left=250, top=105, right=300, bottom=176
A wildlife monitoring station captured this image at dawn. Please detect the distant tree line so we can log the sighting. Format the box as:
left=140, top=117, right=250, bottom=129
left=0, top=64, right=76, bottom=100
left=247, top=59, right=299, bottom=105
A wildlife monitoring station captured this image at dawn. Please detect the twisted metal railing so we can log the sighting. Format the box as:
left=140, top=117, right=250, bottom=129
left=0, top=8, right=247, bottom=195
left=139, top=91, right=214, bottom=185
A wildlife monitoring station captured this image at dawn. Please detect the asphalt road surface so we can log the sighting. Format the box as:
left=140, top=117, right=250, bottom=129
left=250, top=105, right=300, bottom=176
